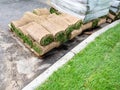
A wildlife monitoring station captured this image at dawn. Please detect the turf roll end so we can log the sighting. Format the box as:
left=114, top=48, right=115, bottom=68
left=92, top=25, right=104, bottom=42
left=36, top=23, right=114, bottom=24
left=70, top=29, right=83, bottom=40
left=24, top=22, right=54, bottom=46
left=33, top=42, right=43, bottom=55
left=65, top=25, right=74, bottom=40
left=98, top=17, right=106, bottom=26
left=92, top=19, right=100, bottom=28
left=73, top=20, right=83, bottom=29
left=108, top=13, right=116, bottom=20
left=11, top=24, right=25, bottom=40
left=81, top=22, right=92, bottom=31
left=40, top=35, right=54, bottom=46
left=10, top=23, right=33, bottom=47
left=55, top=31, right=67, bottom=43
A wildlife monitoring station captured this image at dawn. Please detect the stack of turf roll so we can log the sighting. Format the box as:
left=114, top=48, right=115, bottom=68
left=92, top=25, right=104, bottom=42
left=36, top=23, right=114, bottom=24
left=10, top=8, right=59, bottom=56
left=47, top=0, right=111, bottom=31
left=108, top=0, right=120, bottom=22
left=10, top=7, right=83, bottom=56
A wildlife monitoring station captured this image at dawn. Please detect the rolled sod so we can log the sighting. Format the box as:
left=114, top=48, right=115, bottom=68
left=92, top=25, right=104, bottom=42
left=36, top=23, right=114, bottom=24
left=32, top=42, right=42, bottom=55
left=47, top=14, right=70, bottom=28
left=48, top=14, right=82, bottom=28
left=98, top=17, right=106, bottom=26
left=70, top=28, right=83, bottom=40
left=11, top=17, right=32, bottom=28
left=23, top=12, right=46, bottom=23
left=33, top=8, right=50, bottom=16
left=10, top=24, right=54, bottom=56
left=73, top=20, right=83, bottom=29
left=12, top=12, right=46, bottom=28
left=48, top=13, right=82, bottom=40
left=59, top=14, right=82, bottom=39
left=47, top=14, right=70, bottom=42
left=40, top=42, right=60, bottom=55
left=108, top=13, right=116, bottom=20
left=109, top=10, right=117, bottom=16
left=25, top=22, right=54, bottom=46
left=12, top=20, right=54, bottom=46
left=65, top=22, right=82, bottom=40
left=10, top=23, right=25, bottom=39
left=17, top=22, right=34, bottom=35
left=23, top=12, right=67, bottom=43
left=40, top=19, right=67, bottom=43
left=108, top=10, right=120, bottom=21
left=81, top=22, right=92, bottom=31
left=47, top=14, right=72, bottom=42
left=61, top=13, right=80, bottom=24
left=33, top=42, right=60, bottom=56
left=10, top=23, right=58, bottom=56
left=65, top=25, right=74, bottom=39
left=11, top=12, right=45, bottom=28
left=10, top=23, right=33, bottom=47
left=92, top=19, right=100, bottom=28
left=82, top=18, right=99, bottom=30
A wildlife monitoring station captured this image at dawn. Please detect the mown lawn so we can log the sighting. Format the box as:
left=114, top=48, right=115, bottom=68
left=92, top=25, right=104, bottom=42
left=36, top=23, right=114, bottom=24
left=36, top=24, right=120, bottom=90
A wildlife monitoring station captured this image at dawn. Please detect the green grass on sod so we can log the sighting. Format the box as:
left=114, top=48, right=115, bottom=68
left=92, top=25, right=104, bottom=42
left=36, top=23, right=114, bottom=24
left=10, top=24, right=43, bottom=55
left=36, top=24, right=120, bottom=90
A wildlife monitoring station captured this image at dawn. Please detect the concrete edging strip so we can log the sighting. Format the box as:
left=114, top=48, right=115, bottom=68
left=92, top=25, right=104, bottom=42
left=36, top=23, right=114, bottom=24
left=22, top=20, right=120, bottom=90
left=71, top=20, right=120, bottom=54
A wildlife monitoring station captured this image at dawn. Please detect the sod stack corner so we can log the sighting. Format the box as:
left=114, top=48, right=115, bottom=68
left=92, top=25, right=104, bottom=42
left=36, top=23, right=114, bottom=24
left=107, top=0, right=120, bottom=23
left=10, top=8, right=83, bottom=56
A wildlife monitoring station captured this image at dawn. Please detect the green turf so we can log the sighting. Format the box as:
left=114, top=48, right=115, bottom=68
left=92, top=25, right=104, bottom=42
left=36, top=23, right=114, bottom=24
left=65, top=25, right=75, bottom=39
left=55, top=31, right=67, bottom=43
left=65, top=21, right=82, bottom=39
left=74, top=20, right=82, bottom=29
left=36, top=23, right=120, bottom=90
left=10, top=24, right=43, bottom=55
left=40, top=35, right=54, bottom=46
left=92, top=19, right=99, bottom=28
left=33, top=42, right=42, bottom=54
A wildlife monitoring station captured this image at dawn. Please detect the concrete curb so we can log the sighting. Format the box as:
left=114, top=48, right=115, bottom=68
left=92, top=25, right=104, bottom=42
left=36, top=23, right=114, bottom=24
left=22, top=20, right=120, bottom=90
left=71, top=20, right=120, bottom=54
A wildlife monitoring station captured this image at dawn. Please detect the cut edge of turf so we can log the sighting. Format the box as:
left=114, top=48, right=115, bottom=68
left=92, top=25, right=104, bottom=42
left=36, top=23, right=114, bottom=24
left=9, top=23, right=44, bottom=56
